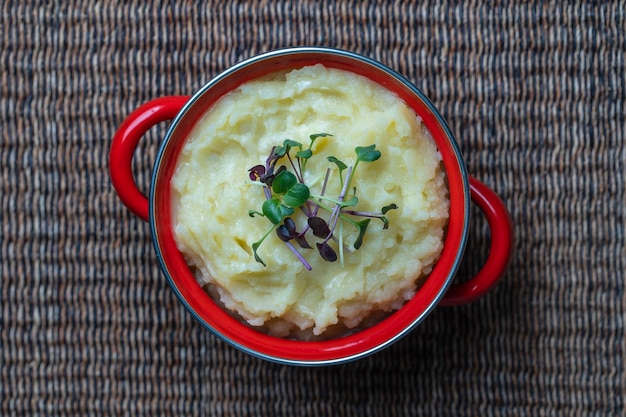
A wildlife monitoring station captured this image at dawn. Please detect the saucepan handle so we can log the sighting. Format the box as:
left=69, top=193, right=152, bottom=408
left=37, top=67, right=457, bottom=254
left=440, top=176, right=514, bottom=306
left=109, top=96, right=190, bottom=221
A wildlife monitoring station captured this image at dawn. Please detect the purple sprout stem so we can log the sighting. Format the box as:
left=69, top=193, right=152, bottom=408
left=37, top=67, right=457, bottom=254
left=314, top=168, right=332, bottom=216
left=284, top=241, right=312, bottom=271
left=263, top=185, right=272, bottom=200
left=265, top=146, right=279, bottom=171
left=341, top=210, right=384, bottom=218
left=296, top=156, right=304, bottom=180
left=298, top=200, right=315, bottom=218
left=297, top=168, right=331, bottom=239
left=324, top=166, right=353, bottom=243
left=286, top=153, right=303, bottom=183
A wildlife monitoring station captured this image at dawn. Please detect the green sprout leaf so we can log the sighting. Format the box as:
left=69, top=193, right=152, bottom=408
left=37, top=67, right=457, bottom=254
left=382, top=203, right=398, bottom=214
left=280, top=204, right=295, bottom=218
left=276, top=139, right=302, bottom=156
left=248, top=210, right=264, bottom=218
left=251, top=241, right=267, bottom=266
left=296, top=149, right=313, bottom=159
left=327, top=156, right=347, bottom=172
left=251, top=224, right=276, bottom=267
left=342, top=196, right=359, bottom=207
left=262, top=199, right=284, bottom=225
left=283, top=139, right=302, bottom=148
left=353, top=219, right=371, bottom=249
left=355, top=145, right=381, bottom=162
left=272, top=170, right=298, bottom=194
left=310, top=133, right=332, bottom=141
left=327, top=156, right=348, bottom=184
left=282, top=183, right=310, bottom=208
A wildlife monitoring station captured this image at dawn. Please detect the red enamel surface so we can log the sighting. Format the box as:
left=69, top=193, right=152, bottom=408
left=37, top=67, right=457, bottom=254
left=110, top=48, right=513, bottom=364
left=439, top=176, right=514, bottom=306
left=109, top=96, right=190, bottom=221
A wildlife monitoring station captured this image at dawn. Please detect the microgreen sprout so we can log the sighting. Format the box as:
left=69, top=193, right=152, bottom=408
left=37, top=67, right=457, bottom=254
left=247, top=134, right=397, bottom=269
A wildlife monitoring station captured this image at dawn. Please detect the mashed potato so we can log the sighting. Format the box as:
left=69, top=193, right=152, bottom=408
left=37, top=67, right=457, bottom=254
left=172, top=65, right=449, bottom=337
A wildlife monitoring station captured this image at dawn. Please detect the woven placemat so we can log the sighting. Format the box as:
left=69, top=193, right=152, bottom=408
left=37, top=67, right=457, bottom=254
left=1, top=1, right=624, bottom=415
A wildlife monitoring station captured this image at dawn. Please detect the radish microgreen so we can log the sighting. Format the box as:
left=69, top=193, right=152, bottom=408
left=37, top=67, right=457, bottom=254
left=247, top=134, right=397, bottom=270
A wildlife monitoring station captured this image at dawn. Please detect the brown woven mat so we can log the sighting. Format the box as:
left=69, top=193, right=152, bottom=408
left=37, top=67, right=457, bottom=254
left=1, top=1, right=624, bottom=415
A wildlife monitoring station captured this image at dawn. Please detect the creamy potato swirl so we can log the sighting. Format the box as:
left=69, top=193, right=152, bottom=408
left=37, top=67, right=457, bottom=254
left=172, top=65, right=449, bottom=336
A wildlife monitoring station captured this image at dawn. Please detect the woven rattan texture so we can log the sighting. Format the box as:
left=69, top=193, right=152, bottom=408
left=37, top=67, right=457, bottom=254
left=1, top=1, right=624, bottom=416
